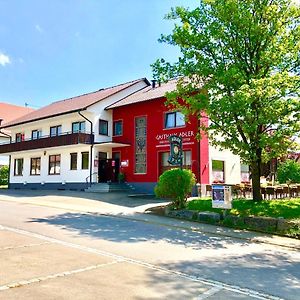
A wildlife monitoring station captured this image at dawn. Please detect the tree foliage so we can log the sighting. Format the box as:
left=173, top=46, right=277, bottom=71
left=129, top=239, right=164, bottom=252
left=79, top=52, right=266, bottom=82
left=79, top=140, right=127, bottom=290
left=152, top=0, right=300, bottom=200
left=155, top=168, right=196, bottom=209
left=277, top=159, right=300, bottom=184
left=0, top=166, right=8, bottom=185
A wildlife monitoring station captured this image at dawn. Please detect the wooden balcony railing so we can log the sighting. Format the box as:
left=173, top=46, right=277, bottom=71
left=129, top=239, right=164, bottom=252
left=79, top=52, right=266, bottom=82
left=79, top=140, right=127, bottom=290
left=0, top=132, right=94, bottom=154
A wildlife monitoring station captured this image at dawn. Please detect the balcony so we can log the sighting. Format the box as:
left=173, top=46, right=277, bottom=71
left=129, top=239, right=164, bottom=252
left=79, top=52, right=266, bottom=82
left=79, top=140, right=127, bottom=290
left=0, top=132, right=94, bottom=154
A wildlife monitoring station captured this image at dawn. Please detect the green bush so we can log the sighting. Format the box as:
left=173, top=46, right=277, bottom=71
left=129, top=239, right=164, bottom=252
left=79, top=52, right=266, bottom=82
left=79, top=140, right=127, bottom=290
left=0, top=165, right=9, bottom=185
left=155, top=168, right=196, bottom=209
left=277, top=160, right=300, bottom=184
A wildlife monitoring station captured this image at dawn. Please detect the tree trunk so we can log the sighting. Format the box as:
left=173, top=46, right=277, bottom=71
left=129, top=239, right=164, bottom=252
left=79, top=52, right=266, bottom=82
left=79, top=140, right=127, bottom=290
left=251, top=151, right=263, bottom=201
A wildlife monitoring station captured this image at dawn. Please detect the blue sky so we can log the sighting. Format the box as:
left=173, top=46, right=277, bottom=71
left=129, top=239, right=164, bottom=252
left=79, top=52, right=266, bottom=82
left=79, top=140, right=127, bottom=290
left=0, top=0, right=197, bottom=108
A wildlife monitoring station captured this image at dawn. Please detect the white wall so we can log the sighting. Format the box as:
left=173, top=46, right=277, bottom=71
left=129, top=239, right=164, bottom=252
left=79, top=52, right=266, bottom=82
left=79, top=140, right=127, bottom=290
left=209, top=144, right=242, bottom=184
left=10, top=145, right=91, bottom=184
left=87, top=80, right=147, bottom=143
left=0, top=136, right=9, bottom=165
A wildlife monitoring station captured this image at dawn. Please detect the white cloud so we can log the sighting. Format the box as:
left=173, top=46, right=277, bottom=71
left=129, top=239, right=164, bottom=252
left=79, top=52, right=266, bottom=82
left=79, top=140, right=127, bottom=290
left=35, top=24, right=44, bottom=33
left=0, top=53, right=10, bottom=66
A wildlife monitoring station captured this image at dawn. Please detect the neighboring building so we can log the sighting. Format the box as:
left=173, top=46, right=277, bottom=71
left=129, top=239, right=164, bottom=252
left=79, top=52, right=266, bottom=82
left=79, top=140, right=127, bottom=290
left=0, top=78, right=244, bottom=192
left=0, top=103, right=34, bottom=166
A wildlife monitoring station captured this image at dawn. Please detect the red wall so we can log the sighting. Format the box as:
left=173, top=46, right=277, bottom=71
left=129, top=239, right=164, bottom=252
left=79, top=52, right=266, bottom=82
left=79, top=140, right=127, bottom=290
left=112, top=97, right=209, bottom=184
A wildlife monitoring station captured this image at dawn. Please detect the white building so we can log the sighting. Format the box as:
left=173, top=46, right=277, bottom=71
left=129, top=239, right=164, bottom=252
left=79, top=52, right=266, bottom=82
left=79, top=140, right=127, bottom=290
left=0, top=79, right=149, bottom=189
left=0, top=103, right=34, bottom=167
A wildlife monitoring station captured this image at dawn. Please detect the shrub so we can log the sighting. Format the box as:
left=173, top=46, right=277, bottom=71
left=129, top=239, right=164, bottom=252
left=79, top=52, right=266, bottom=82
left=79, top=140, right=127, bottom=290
left=0, top=165, right=9, bottom=185
left=277, top=160, right=300, bottom=184
left=155, top=168, right=196, bottom=209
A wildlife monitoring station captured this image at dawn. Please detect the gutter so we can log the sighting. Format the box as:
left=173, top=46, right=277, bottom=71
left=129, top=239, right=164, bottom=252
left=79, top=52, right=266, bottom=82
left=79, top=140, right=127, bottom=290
left=78, top=111, right=94, bottom=187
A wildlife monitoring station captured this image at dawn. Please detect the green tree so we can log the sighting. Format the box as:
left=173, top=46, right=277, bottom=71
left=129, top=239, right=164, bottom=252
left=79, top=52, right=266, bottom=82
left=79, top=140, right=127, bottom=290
left=277, top=159, right=300, bottom=184
left=0, top=166, right=9, bottom=185
left=155, top=168, right=196, bottom=209
left=152, top=0, right=300, bottom=200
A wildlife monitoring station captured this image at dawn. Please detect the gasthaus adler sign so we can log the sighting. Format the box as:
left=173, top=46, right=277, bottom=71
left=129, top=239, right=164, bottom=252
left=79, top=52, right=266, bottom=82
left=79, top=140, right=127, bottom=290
left=168, top=135, right=183, bottom=167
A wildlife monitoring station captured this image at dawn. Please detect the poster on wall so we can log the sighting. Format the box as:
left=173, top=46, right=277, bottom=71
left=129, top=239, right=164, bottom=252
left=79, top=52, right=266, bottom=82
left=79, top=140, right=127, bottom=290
left=121, top=160, right=129, bottom=167
left=168, top=135, right=183, bottom=166
left=212, top=185, right=232, bottom=209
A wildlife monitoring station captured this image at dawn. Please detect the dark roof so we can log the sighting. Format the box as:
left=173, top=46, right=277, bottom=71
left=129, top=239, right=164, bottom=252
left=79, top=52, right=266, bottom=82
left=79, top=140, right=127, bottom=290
left=1, top=78, right=149, bottom=128
left=106, top=80, right=178, bottom=109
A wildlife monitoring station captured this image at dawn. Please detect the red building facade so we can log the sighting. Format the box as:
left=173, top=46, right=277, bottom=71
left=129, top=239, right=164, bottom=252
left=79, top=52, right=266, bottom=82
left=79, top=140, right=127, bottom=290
left=109, top=83, right=210, bottom=193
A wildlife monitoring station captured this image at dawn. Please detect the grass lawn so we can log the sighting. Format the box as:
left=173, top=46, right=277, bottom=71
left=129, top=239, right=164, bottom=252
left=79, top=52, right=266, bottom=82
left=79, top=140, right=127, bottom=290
left=187, top=198, right=300, bottom=220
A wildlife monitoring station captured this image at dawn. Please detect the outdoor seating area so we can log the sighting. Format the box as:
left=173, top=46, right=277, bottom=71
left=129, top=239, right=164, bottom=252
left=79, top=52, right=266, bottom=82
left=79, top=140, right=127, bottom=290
left=206, top=183, right=300, bottom=200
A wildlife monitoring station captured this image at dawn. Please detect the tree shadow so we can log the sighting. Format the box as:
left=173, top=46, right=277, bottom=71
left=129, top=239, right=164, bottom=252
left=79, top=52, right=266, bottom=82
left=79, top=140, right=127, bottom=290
left=0, top=189, right=164, bottom=208
left=29, top=212, right=241, bottom=250
left=142, top=253, right=300, bottom=300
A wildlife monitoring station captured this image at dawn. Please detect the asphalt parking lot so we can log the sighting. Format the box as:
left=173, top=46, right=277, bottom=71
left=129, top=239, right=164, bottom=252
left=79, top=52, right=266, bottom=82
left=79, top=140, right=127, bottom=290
left=0, top=227, right=225, bottom=300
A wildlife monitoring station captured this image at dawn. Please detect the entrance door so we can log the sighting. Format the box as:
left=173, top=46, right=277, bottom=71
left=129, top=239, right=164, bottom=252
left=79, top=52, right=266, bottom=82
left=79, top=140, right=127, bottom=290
left=98, top=158, right=120, bottom=183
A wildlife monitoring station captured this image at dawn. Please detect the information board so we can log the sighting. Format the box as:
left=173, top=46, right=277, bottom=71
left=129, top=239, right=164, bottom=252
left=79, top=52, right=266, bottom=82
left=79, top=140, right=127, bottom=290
left=212, top=185, right=232, bottom=209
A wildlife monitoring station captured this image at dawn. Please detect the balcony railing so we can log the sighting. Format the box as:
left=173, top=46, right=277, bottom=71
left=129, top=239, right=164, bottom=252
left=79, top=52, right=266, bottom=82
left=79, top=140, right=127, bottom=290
left=0, top=131, right=94, bottom=154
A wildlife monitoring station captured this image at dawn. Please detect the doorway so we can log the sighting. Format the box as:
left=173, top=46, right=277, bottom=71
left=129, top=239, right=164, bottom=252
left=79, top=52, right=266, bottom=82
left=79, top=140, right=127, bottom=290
left=98, top=152, right=120, bottom=183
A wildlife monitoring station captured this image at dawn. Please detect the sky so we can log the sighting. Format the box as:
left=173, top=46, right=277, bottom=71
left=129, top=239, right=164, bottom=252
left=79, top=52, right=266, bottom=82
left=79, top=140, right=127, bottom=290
left=0, top=0, right=197, bottom=108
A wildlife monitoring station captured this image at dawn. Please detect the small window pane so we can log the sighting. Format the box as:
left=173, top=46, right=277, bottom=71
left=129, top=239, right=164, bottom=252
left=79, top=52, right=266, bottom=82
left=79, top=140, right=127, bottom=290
left=80, top=121, right=86, bottom=132
left=72, top=123, right=80, bottom=133
left=14, top=158, right=23, bottom=176
left=57, top=125, right=62, bottom=135
left=212, top=160, right=225, bottom=182
left=165, top=113, right=175, bottom=128
left=82, top=152, right=89, bottom=169
left=176, top=112, right=185, bottom=127
left=70, top=153, right=77, bottom=170
left=30, top=157, right=41, bottom=175
left=99, top=120, right=108, bottom=135
left=114, top=121, right=123, bottom=136
left=49, top=155, right=61, bottom=175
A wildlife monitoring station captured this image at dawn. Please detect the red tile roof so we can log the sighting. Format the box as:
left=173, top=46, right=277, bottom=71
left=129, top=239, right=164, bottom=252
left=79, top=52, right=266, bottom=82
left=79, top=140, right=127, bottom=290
left=0, top=103, right=34, bottom=136
left=0, top=103, right=34, bottom=123
left=106, top=80, right=178, bottom=109
left=1, top=78, right=149, bottom=128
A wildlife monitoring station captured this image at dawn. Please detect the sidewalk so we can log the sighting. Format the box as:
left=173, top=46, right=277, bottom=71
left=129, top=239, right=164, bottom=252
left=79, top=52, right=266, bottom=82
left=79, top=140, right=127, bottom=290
left=0, top=189, right=299, bottom=250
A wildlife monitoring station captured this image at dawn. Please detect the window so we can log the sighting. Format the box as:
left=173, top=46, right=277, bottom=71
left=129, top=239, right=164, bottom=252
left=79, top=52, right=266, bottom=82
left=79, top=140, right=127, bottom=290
left=135, top=117, right=147, bottom=174
left=15, top=133, right=25, bottom=143
left=14, top=158, right=23, bottom=176
left=70, top=153, right=77, bottom=170
left=113, top=120, right=123, bottom=136
left=49, top=155, right=61, bottom=175
left=32, top=130, right=42, bottom=140
left=50, top=125, right=62, bottom=137
left=30, top=157, right=41, bottom=175
left=165, top=111, right=185, bottom=128
left=241, top=164, right=250, bottom=183
left=72, top=121, right=85, bottom=133
left=81, top=152, right=89, bottom=169
left=159, top=150, right=191, bottom=175
left=99, top=119, right=108, bottom=135
left=212, top=160, right=225, bottom=183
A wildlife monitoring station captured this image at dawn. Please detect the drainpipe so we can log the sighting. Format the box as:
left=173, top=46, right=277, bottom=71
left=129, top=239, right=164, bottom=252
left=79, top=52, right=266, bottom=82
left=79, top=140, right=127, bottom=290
left=78, top=111, right=94, bottom=187
left=0, top=119, right=12, bottom=189
left=197, top=119, right=201, bottom=197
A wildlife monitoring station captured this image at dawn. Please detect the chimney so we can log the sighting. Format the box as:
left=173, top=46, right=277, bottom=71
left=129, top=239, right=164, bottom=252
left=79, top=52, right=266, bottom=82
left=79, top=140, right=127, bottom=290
left=151, top=80, right=156, bottom=89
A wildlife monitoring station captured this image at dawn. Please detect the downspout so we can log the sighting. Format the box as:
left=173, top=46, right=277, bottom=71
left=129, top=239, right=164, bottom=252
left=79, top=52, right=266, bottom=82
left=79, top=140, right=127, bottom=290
left=0, top=119, right=12, bottom=189
left=78, top=111, right=94, bottom=187
left=197, top=119, right=201, bottom=197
